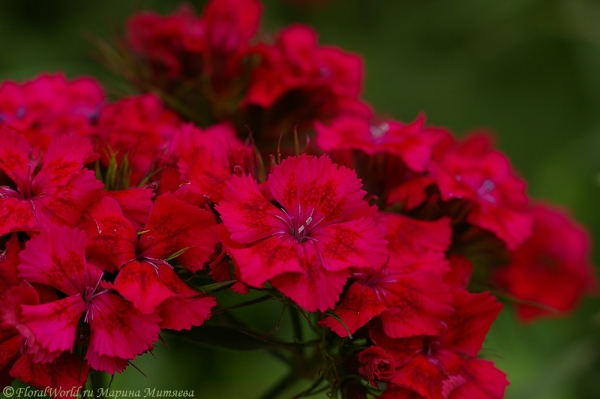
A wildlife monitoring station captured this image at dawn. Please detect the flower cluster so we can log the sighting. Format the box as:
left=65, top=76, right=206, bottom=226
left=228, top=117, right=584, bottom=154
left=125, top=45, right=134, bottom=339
left=1, top=1, right=597, bottom=398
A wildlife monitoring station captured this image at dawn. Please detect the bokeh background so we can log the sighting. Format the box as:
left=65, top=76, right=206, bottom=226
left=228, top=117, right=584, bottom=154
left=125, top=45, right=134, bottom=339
left=2, top=0, right=600, bottom=398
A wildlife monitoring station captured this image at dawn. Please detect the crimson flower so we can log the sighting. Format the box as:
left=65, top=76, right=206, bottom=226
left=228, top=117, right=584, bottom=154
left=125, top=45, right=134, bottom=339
left=0, top=127, right=103, bottom=235
left=495, top=203, right=598, bottom=321
left=429, top=133, right=532, bottom=249
left=321, top=213, right=453, bottom=337
left=217, top=154, right=388, bottom=311
left=357, top=346, right=396, bottom=387
left=81, top=194, right=218, bottom=330
left=370, top=290, right=507, bottom=399
left=17, top=226, right=161, bottom=373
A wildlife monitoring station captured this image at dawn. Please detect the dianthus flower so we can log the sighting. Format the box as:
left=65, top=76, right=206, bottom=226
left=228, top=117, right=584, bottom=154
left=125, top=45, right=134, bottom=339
left=17, top=226, right=161, bottom=373
left=370, top=290, right=507, bottom=399
left=429, top=133, right=532, bottom=249
left=217, top=154, right=388, bottom=311
left=172, top=122, right=256, bottom=206
left=93, top=94, right=181, bottom=186
left=245, top=24, right=363, bottom=127
left=0, top=73, right=104, bottom=149
left=81, top=194, right=218, bottom=330
left=495, top=203, right=598, bottom=321
left=320, top=213, right=454, bottom=337
left=0, top=127, right=103, bottom=235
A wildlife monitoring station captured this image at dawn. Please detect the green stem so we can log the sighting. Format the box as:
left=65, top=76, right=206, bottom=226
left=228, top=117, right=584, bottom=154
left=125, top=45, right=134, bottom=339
left=211, top=294, right=273, bottom=315
left=255, top=371, right=301, bottom=399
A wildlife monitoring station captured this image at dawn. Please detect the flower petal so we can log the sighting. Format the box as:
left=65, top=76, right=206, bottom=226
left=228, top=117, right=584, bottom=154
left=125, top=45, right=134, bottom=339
left=88, top=292, right=160, bottom=359
left=154, top=264, right=216, bottom=330
left=379, top=271, right=454, bottom=338
left=18, top=226, right=90, bottom=295
left=113, top=260, right=177, bottom=314
left=441, top=290, right=502, bottom=357
left=0, top=198, right=36, bottom=236
left=319, top=282, right=386, bottom=337
left=80, top=196, right=137, bottom=272
left=137, top=194, right=218, bottom=272
left=21, top=295, right=86, bottom=355
left=10, top=353, right=90, bottom=398
left=33, top=169, right=104, bottom=230
left=313, top=218, right=387, bottom=272
left=227, top=235, right=304, bottom=287
left=270, top=155, right=366, bottom=225
left=217, top=173, right=286, bottom=244
left=270, top=242, right=349, bottom=311
left=104, top=187, right=154, bottom=231
left=32, top=135, right=98, bottom=189
left=0, top=126, right=30, bottom=184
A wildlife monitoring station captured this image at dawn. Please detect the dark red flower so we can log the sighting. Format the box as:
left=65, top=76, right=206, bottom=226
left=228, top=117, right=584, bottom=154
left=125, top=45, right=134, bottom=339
left=369, top=290, right=507, bottom=399
left=357, top=346, right=396, bottom=386
left=495, top=203, right=598, bottom=321
left=0, top=127, right=103, bottom=235
left=429, top=133, right=532, bottom=250
left=217, top=154, right=388, bottom=311
left=17, top=226, right=161, bottom=373
left=321, top=213, right=453, bottom=337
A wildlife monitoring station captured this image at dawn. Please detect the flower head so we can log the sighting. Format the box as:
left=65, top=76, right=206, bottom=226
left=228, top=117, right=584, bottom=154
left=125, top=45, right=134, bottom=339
left=217, top=154, right=388, bottom=311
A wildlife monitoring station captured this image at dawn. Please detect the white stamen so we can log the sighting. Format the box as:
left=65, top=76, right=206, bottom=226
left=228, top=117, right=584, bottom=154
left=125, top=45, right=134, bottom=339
left=298, top=225, right=305, bottom=234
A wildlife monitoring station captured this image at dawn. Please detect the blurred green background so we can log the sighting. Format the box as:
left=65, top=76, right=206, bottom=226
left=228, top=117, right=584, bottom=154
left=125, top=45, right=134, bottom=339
left=2, top=0, right=600, bottom=398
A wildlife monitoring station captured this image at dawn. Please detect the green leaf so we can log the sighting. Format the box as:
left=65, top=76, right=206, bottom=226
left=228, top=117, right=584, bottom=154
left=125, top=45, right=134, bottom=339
left=196, top=280, right=236, bottom=294
left=165, top=246, right=194, bottom=262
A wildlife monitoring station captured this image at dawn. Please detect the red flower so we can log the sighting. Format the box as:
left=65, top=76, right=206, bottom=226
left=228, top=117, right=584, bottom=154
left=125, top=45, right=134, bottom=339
left=316, top=113, right=446, bottom=174
left=0, top=73, right=104, bottom=149
left=81, top=194, right=218, bottom=330
left=93, top=94, right=181, bottom=186
left=173, top=122, right=256, bottom=206
left=217, top=154, right=388, bottom=311
left=495, top=203, right=598, bottom=321
left=245, top=24, right=363, bottom=124
left=430, top=133, right=532, bottom=249
left=370, top=290, right=507, bottom=399
left=0, top=127, right=103, bottom=235
left=320, top=213, right=453, bottom=337
left=357, top=346, right=396, bottom=387
left=17, top=226, right=161, bottom=373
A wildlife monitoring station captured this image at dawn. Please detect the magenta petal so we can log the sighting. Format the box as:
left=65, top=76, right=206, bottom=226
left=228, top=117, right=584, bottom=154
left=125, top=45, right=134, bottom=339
left=21, top=295, right=86, bottom=355
left=81, top=196, right=137, bottom=272
left=319, top=282, right=386, bottom=337
left=155, top=265, right=216, bottom=330
left=137, top=194, right=218, bottom=272
left=10, top=352, right=90, bottom=398
left=113, top=260, right=176, bottom=314
left=217, top=174, right=286, bottom=244
left=0, top=198, right=36, bottom=236
left=441, top=290, right=503, bottom=357
left=33, top=169, right=104, bottom=230
left=104, top=187, right=154, bottom=231
left=88, top=293, right=160, bottom=359
left=270, top=155, right=366, bottom=224
left=228, top=236, right=304, bottom=287
left=379, top=271, right=454, bottom=338
left=446, top=359, right=508, bottom=399
left=85, top=347, right=129, bottom=374
left=158, top=295, right=216, bottom=331
left=18, top=226, right=89, bottom=295
left=271, top=242, right=349, bottom=312
left=313, top=218, right=388, bottom=272
left=0, top=126, right=30, bottom=183
left=32, top=135, right=98, bottom=189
